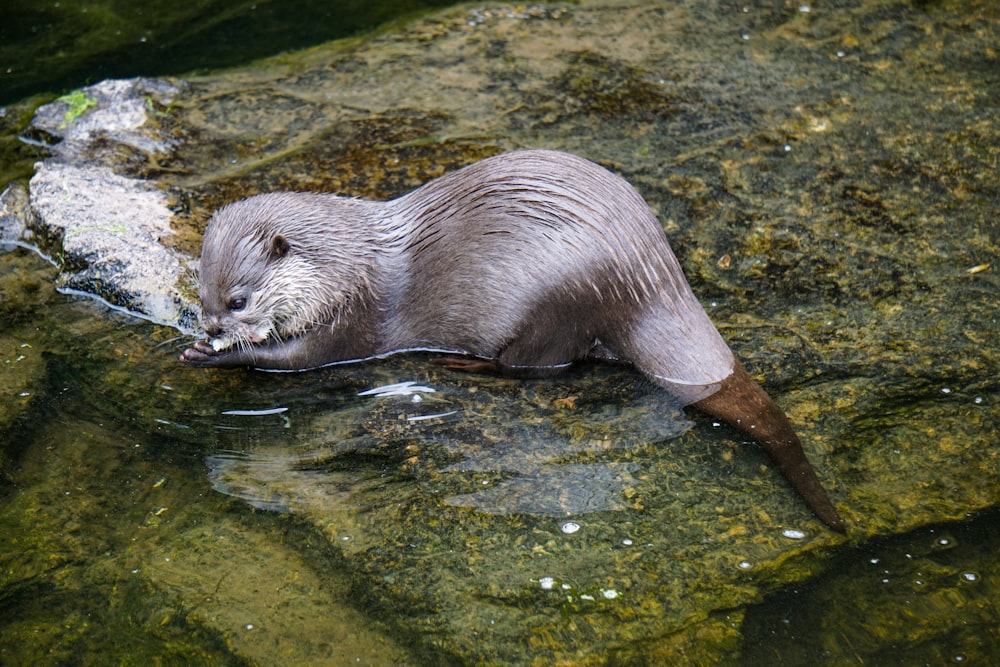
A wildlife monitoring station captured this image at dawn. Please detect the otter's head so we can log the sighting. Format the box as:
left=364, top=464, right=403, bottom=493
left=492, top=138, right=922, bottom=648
left=196, top=192, right=377, bottom=353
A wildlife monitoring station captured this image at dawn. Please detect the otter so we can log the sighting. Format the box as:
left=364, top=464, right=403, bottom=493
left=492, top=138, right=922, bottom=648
left=181, top=149, right=846, bottom=532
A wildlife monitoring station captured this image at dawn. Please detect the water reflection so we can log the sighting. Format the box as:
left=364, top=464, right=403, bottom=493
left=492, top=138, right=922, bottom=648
left=203, top=371, right=691, bottom=518
left=741, top=507, right=1000, bottom=665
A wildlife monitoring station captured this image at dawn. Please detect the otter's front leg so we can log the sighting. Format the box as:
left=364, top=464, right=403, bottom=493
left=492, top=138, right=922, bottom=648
left=180, top=333, right=328, bottom=370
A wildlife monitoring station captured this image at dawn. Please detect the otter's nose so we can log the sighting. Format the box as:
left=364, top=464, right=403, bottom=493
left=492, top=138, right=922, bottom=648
left=205, top=323, right=223, bottom=338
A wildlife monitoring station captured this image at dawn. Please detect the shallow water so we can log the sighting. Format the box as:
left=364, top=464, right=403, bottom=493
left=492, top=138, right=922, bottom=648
left=2, top=0, right=998, bottom=662
left=1, top=243, right=997, bottom=663
left=742, top=507, right=1000, bottom=665
left=0, top=0, right=463, bottom=105
left=1, top=247, right=694, bottom=663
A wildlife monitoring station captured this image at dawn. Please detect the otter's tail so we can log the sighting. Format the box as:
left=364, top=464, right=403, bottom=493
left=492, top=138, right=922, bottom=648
left=693, top=360, right=847, bottom=533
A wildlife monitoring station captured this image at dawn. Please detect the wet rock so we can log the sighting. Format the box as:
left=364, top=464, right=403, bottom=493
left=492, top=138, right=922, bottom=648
left=25, top=78, right=181, bottom=163
left=0, top=181, right=30, bottom=246
left=17, top=78, right=199, bottom=330
left=742, top=508, right=1000, bottom=664
left=0, top=249, right=56, bottom=485
left=1, top=0, right=997, bottom=664
left=28, top=159, right=196, bottom=329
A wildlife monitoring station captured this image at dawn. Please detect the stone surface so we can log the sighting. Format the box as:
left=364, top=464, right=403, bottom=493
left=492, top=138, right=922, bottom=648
left=0, top=0, right=997, bottom=663
left=0, top=247, right=56, bottom=485
left=17, top=78, right=198, bottom=330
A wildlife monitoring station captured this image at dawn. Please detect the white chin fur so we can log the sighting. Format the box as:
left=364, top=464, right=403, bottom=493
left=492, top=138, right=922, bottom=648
left=250, top=324, right=272, bottom=343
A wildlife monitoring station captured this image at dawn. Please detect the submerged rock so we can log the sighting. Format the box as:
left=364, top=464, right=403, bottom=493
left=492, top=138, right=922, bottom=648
left=1, top=0, right=997, bottom=664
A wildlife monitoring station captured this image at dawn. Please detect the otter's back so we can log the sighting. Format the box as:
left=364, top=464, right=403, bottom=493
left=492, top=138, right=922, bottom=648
left=385, top=150, right=732, bottom=388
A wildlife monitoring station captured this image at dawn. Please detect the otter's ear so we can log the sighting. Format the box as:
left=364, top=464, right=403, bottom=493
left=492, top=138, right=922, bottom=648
left=268, top=234, right=291, bottom=260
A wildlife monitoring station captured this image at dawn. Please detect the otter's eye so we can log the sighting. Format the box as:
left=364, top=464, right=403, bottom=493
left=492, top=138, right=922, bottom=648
left=228, top=297, right=247, bottom=311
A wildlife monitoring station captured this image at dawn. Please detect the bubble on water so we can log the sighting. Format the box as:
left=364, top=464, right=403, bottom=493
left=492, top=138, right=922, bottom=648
left=738, top=560, right=752, bottom=570
left=934, top=535, right=958, bottom=551
left=933, top=535, right=956, bottom=551
left=539, top=576, right=556, bottom=590
left=781, top=529, right=807, bottom=540
left=561, top=521, right=581, bottom=534
left=960, top=571, right=979, bottom=583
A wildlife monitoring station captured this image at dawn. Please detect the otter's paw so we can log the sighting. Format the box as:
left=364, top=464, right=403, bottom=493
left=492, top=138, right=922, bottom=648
left=180, top=340, right=220, bottom=365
